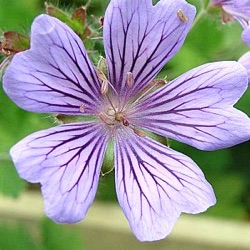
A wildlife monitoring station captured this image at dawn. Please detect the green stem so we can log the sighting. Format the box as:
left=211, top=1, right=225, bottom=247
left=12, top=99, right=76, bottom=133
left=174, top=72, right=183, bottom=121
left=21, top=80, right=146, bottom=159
left=191, top=0, right=211, bottom=29
left=84, top=0, right=92, bottom=8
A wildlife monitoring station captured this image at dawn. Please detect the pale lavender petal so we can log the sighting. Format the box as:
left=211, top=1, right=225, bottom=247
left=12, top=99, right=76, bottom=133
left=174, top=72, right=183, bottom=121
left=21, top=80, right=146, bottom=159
left=218, top=1, right=250, bottom=45
left=235, top=0, right=250, bottom=8
left=3, top=15, right=102, bottom=115
left=241, top=23, right=250, bottom=45
left=130, top=61, right=250, bottom=150
left=223, top=5, right=250, bottom=21
left=10, top=122, right=108, bottom=223
left=239, top=51, right=250, bottom=84
left=103, top=0, right=196, bottom=97
left=115, top=132, right=215, bottom=241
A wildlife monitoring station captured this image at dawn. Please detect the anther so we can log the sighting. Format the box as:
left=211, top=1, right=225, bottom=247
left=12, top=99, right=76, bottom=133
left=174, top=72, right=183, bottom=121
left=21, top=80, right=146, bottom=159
left=99, top=112, right=114, bottom=125
left=122, top=118, right=130, bottom=126
left=96, top=68, right=107, bottom=82
left=132, top=79, right=166, bottom=105
left=101, top=79, right=109, bottom=95
left=148, top=79, right=165, bottom=88
left=79, top=104, right=85, bottom=113
left=177, top=9, right=188, bottom=23
left=133, top=128, right=146, bottom=138
left=126, top=72, right=134, bottom=88
left=107, top=108, right=116, bottom=116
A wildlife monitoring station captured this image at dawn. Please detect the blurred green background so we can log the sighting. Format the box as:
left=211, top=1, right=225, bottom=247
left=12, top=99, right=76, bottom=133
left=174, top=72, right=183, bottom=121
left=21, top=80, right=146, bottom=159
left=0, top=0, right=250, bottom=249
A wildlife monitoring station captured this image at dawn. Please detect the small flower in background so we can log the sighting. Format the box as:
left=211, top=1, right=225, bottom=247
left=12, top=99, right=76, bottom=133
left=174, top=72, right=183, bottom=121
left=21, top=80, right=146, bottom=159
left=239, top=51, right=250, bottom=84
left=212, top=0, right=250, bottom=45
left=45, top=2, right=92, bottom=40
left=0, top=31, right=30, bottom=55
left=0, top=31, right=30, bottom=77
left=2, top=0, right=250, bottom=242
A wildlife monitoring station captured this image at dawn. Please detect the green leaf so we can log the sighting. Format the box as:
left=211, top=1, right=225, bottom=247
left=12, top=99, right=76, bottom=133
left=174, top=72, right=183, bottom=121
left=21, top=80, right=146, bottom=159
left=0, top=158, right=27, bottom=197
left=41, top=218, right=85, bottom=250
left=0, top=223, right=37, bottom=250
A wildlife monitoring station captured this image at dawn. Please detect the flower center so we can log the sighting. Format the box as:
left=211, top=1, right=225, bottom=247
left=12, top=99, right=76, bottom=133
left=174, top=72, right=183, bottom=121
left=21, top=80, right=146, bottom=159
left=96, top=68, right=161, bottom=138
left=99, top=105, right=145, bottom=138
left=99, top=104, right=129, bottom=127
left=97, top=86, right=145, bottom=137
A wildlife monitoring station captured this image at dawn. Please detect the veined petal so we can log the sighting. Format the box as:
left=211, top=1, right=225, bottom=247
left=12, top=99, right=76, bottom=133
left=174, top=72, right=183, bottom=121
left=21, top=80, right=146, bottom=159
left=10, top=122, right=109, bottom=223
left=103, top=0, right=196, bottom=97
left=239, top=51, right=250, bottom=84
left=235, top=0, right=250, bottom=8
left=3, top=15, right=101, bottom=115
left=130, top=61, right=250, bottom=150
left=223, top=4, right=250, bottom=21
left=115, top=133, right=215, bottom=241
left=241, top=23, right=250, bottom=45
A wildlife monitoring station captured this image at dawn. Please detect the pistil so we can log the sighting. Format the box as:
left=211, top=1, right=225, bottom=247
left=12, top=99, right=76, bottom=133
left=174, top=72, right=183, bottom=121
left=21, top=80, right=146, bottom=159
left=99, top=112, right=115, bottom=125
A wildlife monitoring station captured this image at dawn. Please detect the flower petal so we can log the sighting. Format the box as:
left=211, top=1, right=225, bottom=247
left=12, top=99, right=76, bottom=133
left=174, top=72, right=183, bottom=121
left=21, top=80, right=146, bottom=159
left=103, top=0, right=196, bottom=97
left=115, top=133, right=215, bottom=241
left=3, top=14, right=101, bottom=115
left=241, top=23, right=250, bottom=45
left=235, top=0, right=250, bottom=8
left=130, top=61, right=250, bottom=151
left=10, top=122, right=108, bottom=223
left=239, top=51, right=250, bottom=84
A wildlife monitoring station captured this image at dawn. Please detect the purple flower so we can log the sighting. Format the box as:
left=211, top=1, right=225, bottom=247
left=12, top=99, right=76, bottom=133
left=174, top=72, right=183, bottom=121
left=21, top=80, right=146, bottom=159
left=212, top=0, right=250, bottom=45
left=3, top=0, right=250, bottom=241
left=239, top=51, right=250, bottom=84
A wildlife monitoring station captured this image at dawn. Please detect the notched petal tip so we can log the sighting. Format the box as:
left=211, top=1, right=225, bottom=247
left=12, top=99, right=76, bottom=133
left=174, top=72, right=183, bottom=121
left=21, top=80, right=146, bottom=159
left=132, top=61, right=250, bottom=151
left=9, top=122, right=108, bottom=224
left=3, top=13, right=101, bottom=115
left=32, top=14, right=57, bottom=36
left=103, top=0, right=196, bottom=96
left=115, top=133, right=215, bottom=241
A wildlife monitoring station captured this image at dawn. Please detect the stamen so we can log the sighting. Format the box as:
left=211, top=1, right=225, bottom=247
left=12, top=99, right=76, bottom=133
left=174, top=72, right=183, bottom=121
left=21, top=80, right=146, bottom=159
left=148, top=79, right=165, bottom=89
left=96, top=67, right=118, bottom=97
left=122, top=118, right=129, bottom=126
left=101, top=80, right=109, bottom=95
left=133, top=128, right=146, bottom=138
left=99, top=112, right=114, bottom=125
left=106, top=95, right=117, bottom=113
left=107, top=107, right=116, bottom=116
left=97, top=56, right=107, bottom=75
left=177, top=9, right=188, bottom=23
left=79, top=104, right=85, bottom=113
left=132, top=79, right=165, bottom=105
left=126, top=72, right=134, bottom=88
left=96, top=68, right=107, bottom=82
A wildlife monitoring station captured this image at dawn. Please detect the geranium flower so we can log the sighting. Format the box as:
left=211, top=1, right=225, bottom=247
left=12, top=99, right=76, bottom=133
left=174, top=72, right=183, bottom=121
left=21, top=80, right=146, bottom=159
left=212, top=0, right=250, bottom=45
left=3, top=0, right=250, bottom=241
